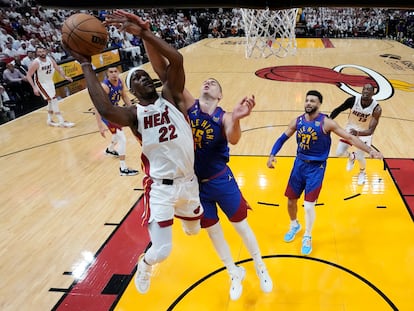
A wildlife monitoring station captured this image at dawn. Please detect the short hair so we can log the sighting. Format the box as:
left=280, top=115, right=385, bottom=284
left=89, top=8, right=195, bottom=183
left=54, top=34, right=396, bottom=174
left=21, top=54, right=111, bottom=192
left=206, top=78, right=222, bottom=93
left=306, top=90, right=323, bottom=104
left=364, top=83, right=375, bottom=92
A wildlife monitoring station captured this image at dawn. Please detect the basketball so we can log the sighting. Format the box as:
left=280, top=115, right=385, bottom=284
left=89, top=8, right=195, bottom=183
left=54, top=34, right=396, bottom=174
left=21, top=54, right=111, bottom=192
left=61, top=13, right=108, bottom=56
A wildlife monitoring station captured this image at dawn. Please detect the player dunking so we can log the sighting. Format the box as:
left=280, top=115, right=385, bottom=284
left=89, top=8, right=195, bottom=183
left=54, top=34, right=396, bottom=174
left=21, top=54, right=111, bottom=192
left=329, top=83, right=382, bottom=185
left=95, top=66, right=138, bottom=176
left=64, top=11, right=203, bottom=295
left=26, top=46, right=74, bottom=128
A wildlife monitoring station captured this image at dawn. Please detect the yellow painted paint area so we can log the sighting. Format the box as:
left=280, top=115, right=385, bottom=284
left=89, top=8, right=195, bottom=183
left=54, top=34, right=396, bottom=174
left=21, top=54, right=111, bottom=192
left=296, top=38, right=326, bottom=48
left=115, top=156, right=413, bottom=311
left=269, top=38, right=325, bottom=49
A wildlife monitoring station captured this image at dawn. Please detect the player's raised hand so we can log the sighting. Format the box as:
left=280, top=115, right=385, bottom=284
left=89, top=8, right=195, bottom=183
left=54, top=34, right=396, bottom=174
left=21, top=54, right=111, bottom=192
left=105, top=10, right=150, bottom=36
left=232, top=95, right=256, bottom=121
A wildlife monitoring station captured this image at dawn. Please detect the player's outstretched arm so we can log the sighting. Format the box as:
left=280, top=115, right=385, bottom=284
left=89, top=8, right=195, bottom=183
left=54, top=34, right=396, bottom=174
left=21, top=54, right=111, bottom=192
left=325, top=118, right=383, bottom=159
left=63, top=44, right=135, bottom=128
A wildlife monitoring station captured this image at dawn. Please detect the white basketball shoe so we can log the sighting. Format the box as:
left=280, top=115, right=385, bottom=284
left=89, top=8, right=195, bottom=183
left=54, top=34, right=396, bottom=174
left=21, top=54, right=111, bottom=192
left=229, top=266, right=245, bottom=300
left=255, top=262, right=273, bottom=293
left=135, top=255, right=152, bottom=294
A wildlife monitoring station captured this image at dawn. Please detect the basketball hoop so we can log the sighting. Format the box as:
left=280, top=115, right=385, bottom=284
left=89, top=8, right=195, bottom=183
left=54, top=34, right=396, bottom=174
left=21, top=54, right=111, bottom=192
left=240, top=7, right=299, bottom=59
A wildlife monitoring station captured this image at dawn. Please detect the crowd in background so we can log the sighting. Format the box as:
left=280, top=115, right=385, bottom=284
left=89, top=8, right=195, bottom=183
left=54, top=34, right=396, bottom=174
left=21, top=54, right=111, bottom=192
left=1, top=3, right=413, bottom=124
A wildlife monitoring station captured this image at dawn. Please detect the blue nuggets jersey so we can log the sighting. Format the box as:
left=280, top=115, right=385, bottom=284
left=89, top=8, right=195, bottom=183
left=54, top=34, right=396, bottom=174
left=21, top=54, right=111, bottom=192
left=296, top=113, right=331, bottom=161
left=188, top=100, right=229, bottom=180
left=103, top=78, right=122, bottom=106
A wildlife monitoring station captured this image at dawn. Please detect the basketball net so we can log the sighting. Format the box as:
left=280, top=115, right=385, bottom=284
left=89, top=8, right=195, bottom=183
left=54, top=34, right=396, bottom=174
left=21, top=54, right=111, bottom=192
left=240, top=7, right=299, bottom=58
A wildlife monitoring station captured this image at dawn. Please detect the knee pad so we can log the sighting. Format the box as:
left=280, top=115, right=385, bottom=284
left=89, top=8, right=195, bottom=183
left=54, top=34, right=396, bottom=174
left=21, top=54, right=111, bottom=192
left=182, top=219, right=201, bottom=235
left=146, top=243, right=172, bottom=264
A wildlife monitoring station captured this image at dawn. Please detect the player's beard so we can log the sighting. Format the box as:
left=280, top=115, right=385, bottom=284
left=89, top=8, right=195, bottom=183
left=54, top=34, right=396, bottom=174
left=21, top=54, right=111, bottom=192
left=305, top=106, right=317, bottom=114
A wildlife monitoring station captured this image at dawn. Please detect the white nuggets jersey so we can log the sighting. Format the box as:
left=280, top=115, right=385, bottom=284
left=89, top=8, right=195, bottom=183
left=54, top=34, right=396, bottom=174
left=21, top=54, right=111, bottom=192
left=136, top=96, right=195, bottom=180
left=346, top=96, right=378, bottom=133
left=33, top=56, right=56, bottom=100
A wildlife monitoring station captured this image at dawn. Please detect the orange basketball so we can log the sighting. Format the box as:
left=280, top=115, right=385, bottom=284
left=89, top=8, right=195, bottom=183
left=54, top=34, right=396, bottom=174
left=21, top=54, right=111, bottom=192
left=61, top=13, right=108, bottom=57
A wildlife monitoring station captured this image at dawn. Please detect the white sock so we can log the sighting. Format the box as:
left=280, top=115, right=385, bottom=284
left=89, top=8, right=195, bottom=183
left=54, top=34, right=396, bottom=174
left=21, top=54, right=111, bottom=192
left=56, top=114, right=64, bottom=123
left=290, top=219, right=299, bottom=228
left=108, top=143, right=116, bottom=151
left=303, top=201, right=316, bottom=236
left=120, top=160, right=127, bottom=170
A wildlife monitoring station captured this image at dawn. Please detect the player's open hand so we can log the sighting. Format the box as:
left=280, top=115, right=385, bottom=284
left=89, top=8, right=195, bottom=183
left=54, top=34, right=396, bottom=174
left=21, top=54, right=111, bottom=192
left=232, top=95, right=255, bottom=121
left=369, top=149, right=383, bottom=159
left=105, top=10, right=150, bottom=36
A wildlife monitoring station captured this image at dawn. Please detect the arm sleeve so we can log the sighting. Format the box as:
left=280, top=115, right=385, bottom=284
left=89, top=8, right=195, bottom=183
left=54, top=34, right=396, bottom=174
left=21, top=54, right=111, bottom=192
left=329, top=97, right=354, bottom=119
left=270, top=133, right=289, bottom=156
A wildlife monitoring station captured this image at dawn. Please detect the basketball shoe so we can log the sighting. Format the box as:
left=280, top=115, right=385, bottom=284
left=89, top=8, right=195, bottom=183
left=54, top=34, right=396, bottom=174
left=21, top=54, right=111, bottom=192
left=120, top=167, right=139, bottom=176
left=135, top=255, right=152, bottom=294
left=229, top=266, right=245, bottom=300
left=58, top=121, right=75, bottom=128
left=357, top=170, right=366, bottom=185
left=105, top=148, right=119, bottom=157
left=301, top=236, right=312, bottom=255
left=255, top=262, right=273, bottom=293
left=284, top=222, right=301, bottom=242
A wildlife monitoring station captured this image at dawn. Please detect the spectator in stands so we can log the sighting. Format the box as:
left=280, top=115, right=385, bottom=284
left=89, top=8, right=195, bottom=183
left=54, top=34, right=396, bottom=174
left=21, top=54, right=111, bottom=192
left=11, top=55, right=28, bottom=75
left=26, top=38, right=39, bottom=52
left=21, top=50, right=35, bottom=69
left=3, top=41, right=18, bottom=58
left=2, top=62, right=32, bottom=100
left=0, top=46, right=8, bottom=62
left=17, top=42, right=28, bottom=56
left=0, top=84, right=15, bottom=122
left=51, top=45, right=68, bottom=62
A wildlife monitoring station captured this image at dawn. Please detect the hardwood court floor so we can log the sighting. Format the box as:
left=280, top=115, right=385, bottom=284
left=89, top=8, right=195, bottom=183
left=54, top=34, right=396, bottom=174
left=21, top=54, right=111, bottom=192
left=0, top=38, right=413, bottom=311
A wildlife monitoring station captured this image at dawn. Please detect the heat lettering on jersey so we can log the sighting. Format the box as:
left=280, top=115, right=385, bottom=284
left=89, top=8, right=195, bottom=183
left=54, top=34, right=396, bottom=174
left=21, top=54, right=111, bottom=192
left=143, top=106, right=171, bottom=129
left=352, top=110, right=370, bottom=122
left=41, top=64, right=52, bottom=75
